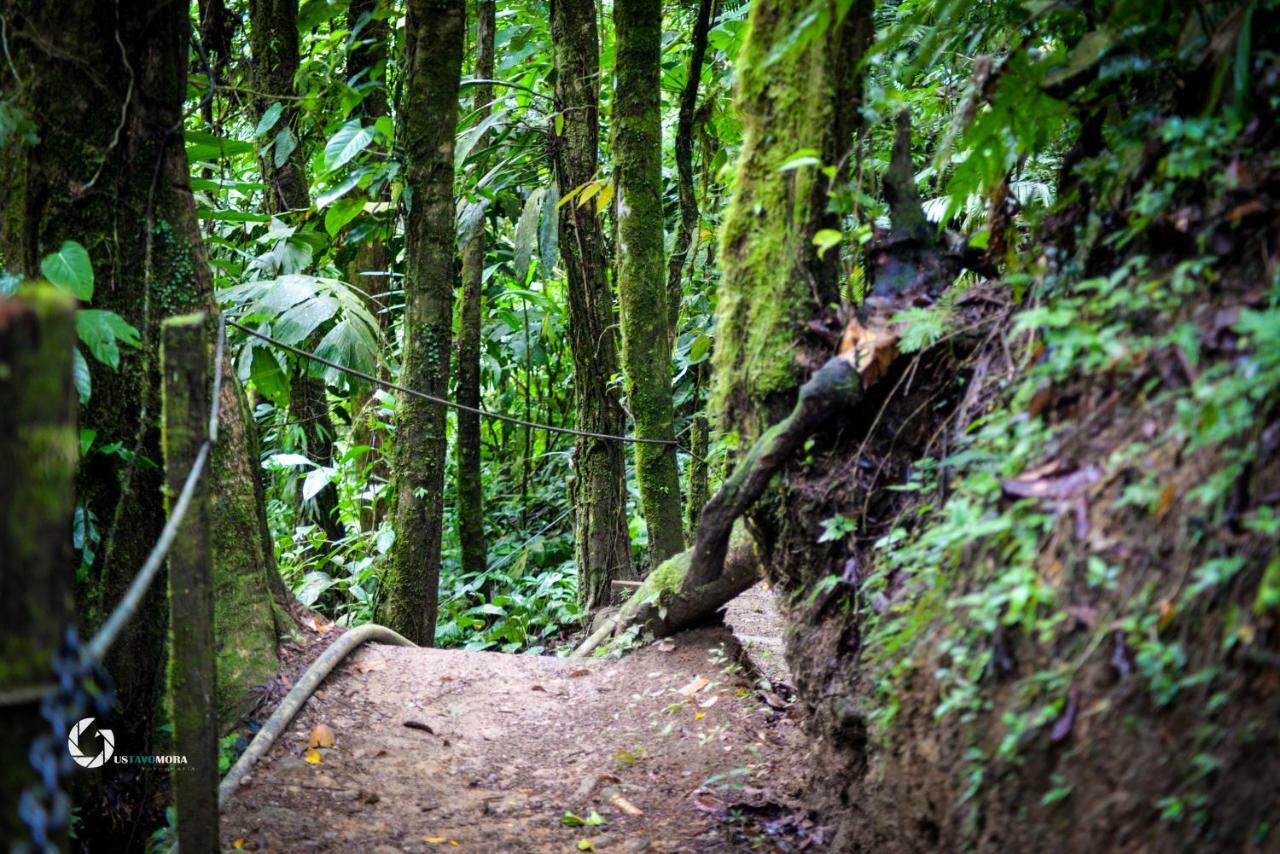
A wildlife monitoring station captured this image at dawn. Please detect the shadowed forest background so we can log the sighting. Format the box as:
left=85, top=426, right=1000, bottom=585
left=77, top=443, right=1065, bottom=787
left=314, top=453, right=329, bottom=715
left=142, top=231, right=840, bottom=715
left=2, top=0, right=1280, bottom=850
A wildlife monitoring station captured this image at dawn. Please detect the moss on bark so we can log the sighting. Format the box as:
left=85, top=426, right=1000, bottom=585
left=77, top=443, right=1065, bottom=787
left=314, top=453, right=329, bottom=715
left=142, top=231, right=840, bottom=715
left=614, top=0, right=687, bottom=567
left=0, top=0, right=284, bottom=752
left=383, top=0, right=465, bottom=646
left=712, top=0, right=872, bottom=440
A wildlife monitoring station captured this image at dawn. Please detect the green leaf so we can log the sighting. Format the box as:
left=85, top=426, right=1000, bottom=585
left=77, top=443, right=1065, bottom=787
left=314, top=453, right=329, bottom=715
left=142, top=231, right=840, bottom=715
left=255, top=102, right=285, bottom=138
left=688, top=334, right=713, bottom=364
left=301, top=466, right=335, bottom=501
left=812, top=228, right=842, bottom=260
left=325, top=120, right=376, bottom=172
left=75, top=309, right=140, bottom=369
left=41, top=240, right=94, bottom=300
left=513, top=188, right=545, bottom=284
left=73, top=348, right=91, bottom=403
left=778, top=149, right=822, bottom=172
left=184, top=129, right=254, bottom=161
left=249, top=345, right=291, bottom=405
left=539, top=182, right=560, bottom=274
left=316, top=173, right=363, bottom=209
left=324, top=196, right=365, bottom=237
left=273, top=127, right=298, bottom=169
left=297, top=0, right=350, bottom=32
left=0, top=271, right=20, bottom=297
left=561, top=811, right=606, bottom=828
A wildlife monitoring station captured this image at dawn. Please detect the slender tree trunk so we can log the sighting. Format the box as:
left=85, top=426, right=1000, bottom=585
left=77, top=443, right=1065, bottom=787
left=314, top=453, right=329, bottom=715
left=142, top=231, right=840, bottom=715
left=0, top=0, right=285, bottom=775
left=456, top=0, right=494, bottom=582
left=663, top=0, right=714, bottom=339
left=345, top=0, right=394, bottom=532
left=248, top=0, right=346, bottom=549
left=384, top=0, right=464, bottom=645
left=550, top=0, right=635, bottom=610
left=614, top=0, right=685, bottom=565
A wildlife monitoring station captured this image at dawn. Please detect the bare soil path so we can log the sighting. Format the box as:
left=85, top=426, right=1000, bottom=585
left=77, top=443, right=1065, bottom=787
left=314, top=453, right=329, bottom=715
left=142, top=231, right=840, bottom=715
left=221, top=587, right=824, bottom=852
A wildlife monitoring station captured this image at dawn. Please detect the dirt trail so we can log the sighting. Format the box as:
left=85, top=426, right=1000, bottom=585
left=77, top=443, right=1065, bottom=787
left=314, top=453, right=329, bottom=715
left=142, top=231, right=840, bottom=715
left=221, top=586, right=824, bottom=852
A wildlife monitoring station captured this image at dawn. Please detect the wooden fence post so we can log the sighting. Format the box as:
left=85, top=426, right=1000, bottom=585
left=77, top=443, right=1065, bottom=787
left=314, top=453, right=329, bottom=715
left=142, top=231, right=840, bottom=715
left=0, top=284, right=78, bottom=848
left=161, top=313, right=219, bottom=852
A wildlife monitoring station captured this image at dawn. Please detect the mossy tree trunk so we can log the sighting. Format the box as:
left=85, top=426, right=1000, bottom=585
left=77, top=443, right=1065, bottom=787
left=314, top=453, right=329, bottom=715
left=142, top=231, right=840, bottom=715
left=456, top=0, right=494, bottom=584
left=614, top=0, right=686, bottom=567
left=383, top=0, right=464, bottom=646
left=550, top=0, right=635, bottom=610
left=0, top=0, right=285, bottom=767
left=248, top=0, right=346, bottom=549
left=713, top=0, right=872, bottom=440
left=0, top=286, right=77, bottom=847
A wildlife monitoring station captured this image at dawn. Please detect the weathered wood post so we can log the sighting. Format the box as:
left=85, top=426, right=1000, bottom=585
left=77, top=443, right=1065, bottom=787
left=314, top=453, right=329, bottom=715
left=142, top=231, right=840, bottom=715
left=161, top=313, right=219, bottom=852
left=0, top=284, right=78, bottom=847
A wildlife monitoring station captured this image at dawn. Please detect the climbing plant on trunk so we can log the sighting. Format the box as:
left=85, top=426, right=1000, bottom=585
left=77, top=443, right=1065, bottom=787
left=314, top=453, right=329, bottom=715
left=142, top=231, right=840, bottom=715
left=614, top=0, right=686, bottom=567
left=550, top=0, right=635, bottom=610
left=383, top=0, right=465, bottom=645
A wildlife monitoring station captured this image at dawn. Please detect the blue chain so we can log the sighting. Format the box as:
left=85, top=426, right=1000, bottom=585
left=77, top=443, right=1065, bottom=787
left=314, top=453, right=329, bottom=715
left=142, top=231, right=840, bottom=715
left=16, top=628, right=115, bottom=853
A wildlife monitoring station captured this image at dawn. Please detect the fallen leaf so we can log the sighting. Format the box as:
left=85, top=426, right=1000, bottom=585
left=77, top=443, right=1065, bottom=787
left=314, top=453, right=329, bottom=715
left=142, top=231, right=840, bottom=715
left=760, top=691, right=790, bottom=710
left=1050, top=688, right=1079, bottom=743
left=309, top=724, right=336, bottom=749
left=578, top=841, right=594, bottom=851
left=531, top=684, right=547, bottom=692
left=353, top=657, right=386, bottom=674
left=423, top=838, right=447, bottom=845
left=698, top=696, right=718, bottom=709
left=303, top=747, right=322, bottom=765
left=403, top=720, right=435, bottom=734
left=1155, top=483, right=1176, bottom=521
left=567, top=668, right=591, bottom=678
left=1226, top=199, right=1265, bottom=222
left=232, top=840, right=246, bottom=850
left=439, top=675, right=454, bottom=683
left=1157, top=599, right=1176, bottom=632
left=694, top=712, right=706, bottom=720
left=677, top=676, right=710, bottom=697
left=1001, top=464, right=1102, bottom=500
left=611, top=796, right=644, bottom=817
left=562, top=810, right=607, bottom=828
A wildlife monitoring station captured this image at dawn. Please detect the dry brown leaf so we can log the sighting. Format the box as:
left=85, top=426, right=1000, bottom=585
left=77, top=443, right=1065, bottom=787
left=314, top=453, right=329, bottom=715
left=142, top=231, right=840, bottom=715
left=611, top=796, right=644, bottom=817
left=354, top=657, right=386, bottom=674
left=309, top=723, right=336, bottom=749
left=567, top=668, right=591, bottom=678
left=677, top=676, right=710, bottom=697
left=1155, top=483, right=1176, bottom=521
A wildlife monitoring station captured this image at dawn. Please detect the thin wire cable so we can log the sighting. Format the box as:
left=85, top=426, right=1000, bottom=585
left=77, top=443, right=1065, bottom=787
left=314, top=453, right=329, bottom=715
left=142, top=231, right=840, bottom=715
left=227, top=319, right=680, bottom=448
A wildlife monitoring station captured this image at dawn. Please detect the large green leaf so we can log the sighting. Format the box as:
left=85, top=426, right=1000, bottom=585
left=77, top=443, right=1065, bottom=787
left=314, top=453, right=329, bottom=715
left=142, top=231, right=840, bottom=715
left=273, top=293, right=339, bottom=345
left=324, top=120, right=376, bottom=172
left=324, top=197, right=365, bottom=237
left=248, top=344, right=291, bottom=405
left=41, top=241, right=94, bottom=300
left=513, top=188, right=545, bottom=285
left=255, top=102, right=285, bottom=138
left=75, top=309, right=140, bottom=369
left=185, top=129, right=254, bottom=161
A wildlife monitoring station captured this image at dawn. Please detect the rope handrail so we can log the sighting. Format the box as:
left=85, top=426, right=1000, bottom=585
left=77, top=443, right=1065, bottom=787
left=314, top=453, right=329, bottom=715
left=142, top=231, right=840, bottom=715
left=226, top=318, right=682, bottom=448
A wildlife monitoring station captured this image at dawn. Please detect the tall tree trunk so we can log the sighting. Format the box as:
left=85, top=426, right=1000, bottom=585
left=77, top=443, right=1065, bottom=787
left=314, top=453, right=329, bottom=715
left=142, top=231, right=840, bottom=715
left=713, top=0, right=872, bottom=440
left=456, top=0, right=493, bottom=583
left=248, top=0, right=346, bottom=548
left=663, top=0, right=713, bottom=339
left=550, top=0, right=634, bottom=610
left=383, top=0, right=464, bottom=645
left=614, top=0, right=685, bottom=566
left=0, top=0, right=285, bottom=773
left=345, top=0, right=394, bottom=532
left=344, top=0, right=392, bottom=319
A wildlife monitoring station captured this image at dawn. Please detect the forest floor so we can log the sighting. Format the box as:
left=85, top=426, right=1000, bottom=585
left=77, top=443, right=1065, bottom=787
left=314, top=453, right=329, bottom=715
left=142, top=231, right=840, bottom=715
left=220, top=585, right=827, bottom=852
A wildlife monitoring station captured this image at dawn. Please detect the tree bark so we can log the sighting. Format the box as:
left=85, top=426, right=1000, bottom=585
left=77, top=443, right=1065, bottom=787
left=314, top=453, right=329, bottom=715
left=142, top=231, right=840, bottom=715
left=383, top=0, right=464, bottom=646
left=0, top=0, right=285, bottom=769
left=712, top=0, right=873, bottom=439
left=551, top=0, right=634, bottom=611
left=663, top=0, right=714, bottom=339
left=614, top=0, right=686, bottom=567
left=456, top=0, right=494, bottom=583
left=248, top=0, right=346, bottom=549
left=0, top=286, right=77, bottom=848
